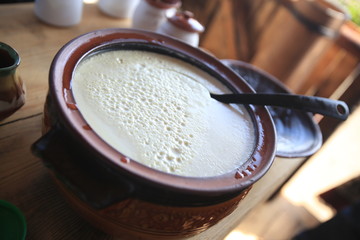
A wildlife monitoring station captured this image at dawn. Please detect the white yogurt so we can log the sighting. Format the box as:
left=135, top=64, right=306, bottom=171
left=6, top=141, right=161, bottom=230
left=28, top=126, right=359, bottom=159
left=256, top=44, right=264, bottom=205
left=72, top=50, right=255, bottom=177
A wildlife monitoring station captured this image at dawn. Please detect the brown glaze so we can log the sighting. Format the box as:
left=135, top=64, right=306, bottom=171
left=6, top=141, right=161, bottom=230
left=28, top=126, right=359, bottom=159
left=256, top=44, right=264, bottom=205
left=82, top=124, right=92, bottom=130
left=56, top=175, right=251, bottom=239
left=32, top=29, right=277, bottom=238
left=221, top=59, right=322, bottom=158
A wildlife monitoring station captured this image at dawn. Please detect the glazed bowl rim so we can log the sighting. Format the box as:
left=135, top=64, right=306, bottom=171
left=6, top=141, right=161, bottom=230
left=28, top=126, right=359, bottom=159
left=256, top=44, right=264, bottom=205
left=0, top=42, right=21, bottom=72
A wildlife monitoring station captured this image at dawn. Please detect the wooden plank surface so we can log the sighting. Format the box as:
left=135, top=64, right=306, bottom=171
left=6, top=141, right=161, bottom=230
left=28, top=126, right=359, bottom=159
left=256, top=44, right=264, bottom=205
left=0, top=2, right=309, bottom=239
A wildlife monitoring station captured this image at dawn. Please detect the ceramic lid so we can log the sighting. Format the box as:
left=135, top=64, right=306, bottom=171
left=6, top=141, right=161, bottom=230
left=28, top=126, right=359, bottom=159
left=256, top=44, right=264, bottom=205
left=168, top=11, right=205, bottom=33
left=221, top=59, right=322, bottom=158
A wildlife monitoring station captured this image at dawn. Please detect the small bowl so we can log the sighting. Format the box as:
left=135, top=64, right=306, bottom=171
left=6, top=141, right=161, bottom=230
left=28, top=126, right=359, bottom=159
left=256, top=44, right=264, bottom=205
left=0, top=42, right=25, bottom=121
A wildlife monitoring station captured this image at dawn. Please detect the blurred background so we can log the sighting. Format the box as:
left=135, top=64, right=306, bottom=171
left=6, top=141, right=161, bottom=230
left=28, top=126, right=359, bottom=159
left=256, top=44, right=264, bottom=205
left=182, top=0, right=360, bottom=239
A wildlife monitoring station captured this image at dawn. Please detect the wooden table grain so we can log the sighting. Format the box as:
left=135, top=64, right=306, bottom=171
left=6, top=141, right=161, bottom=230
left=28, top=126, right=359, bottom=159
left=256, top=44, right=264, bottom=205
left=0, top=3, right=306, bottom=239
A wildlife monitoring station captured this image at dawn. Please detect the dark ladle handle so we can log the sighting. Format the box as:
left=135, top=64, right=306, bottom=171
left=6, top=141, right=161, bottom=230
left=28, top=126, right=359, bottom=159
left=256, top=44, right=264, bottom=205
left=210, top=93, right=349, bottom=120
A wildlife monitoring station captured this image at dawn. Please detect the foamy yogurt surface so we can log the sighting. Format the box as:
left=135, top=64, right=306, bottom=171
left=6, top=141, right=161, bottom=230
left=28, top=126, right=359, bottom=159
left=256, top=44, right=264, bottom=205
left=72, top=50, right=255, bottom=177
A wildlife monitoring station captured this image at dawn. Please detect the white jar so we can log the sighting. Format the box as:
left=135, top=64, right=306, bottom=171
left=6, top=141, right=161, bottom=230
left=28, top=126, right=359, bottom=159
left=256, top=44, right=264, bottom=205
left=34, top=0, right=83, bottom=27
left=158, top=11, right=204, bottom=47
left=98, top=0, right=140, bottom=19
left=132, top=0, right=181, bottom=31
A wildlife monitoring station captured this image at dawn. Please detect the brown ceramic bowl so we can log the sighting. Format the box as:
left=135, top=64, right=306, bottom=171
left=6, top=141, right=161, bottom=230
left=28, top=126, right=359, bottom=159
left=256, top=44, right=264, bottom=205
left=32, top=29, right=276, bottom=239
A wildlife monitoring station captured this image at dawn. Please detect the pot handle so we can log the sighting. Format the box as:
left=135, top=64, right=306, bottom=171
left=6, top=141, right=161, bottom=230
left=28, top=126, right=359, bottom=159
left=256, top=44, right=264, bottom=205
left=31, top=125, right=134, bottom=209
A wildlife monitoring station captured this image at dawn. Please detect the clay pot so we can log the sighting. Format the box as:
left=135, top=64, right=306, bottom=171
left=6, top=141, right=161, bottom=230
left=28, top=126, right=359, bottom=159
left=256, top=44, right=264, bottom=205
left=32, top=29, right=276, bottom=239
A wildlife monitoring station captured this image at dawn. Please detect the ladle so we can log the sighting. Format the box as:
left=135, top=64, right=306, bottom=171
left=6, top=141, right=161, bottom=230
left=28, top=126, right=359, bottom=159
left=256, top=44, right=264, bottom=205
left=210, top=93, right=349, bottom=120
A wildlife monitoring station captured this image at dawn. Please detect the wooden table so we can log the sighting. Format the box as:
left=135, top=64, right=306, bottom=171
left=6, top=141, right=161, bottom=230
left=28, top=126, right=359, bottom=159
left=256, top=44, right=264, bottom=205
left=0, top=3, right=306, bottom=239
